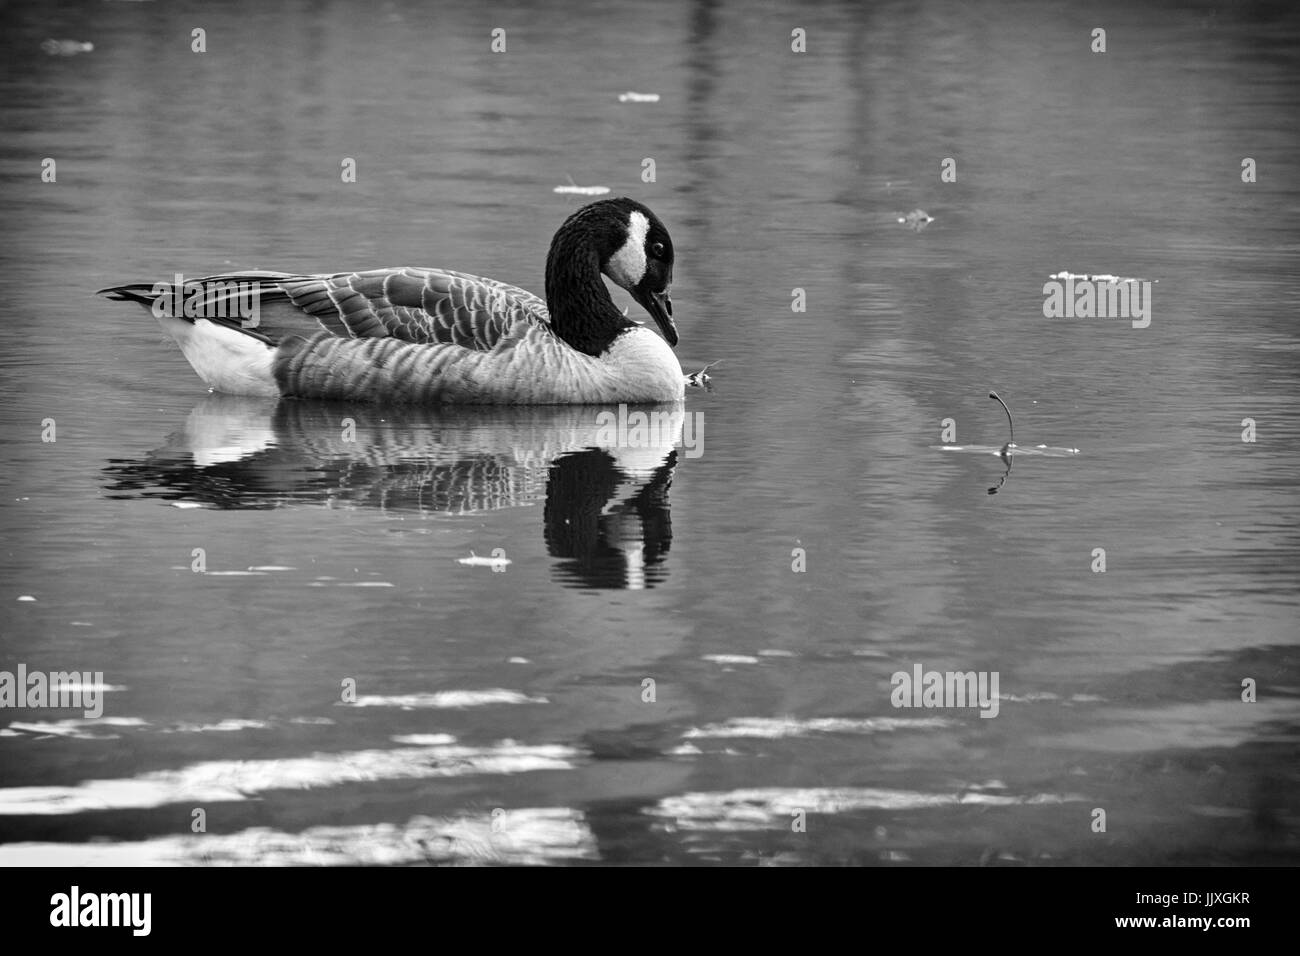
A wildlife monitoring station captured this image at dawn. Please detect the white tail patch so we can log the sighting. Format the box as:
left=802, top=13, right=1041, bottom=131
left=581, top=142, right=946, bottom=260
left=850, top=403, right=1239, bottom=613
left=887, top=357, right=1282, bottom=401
left=155, top=315, right=278, bottom=397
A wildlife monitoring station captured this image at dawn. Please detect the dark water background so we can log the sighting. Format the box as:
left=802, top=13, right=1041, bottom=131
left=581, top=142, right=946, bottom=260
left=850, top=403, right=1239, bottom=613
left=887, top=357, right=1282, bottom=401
left=0, top=0, right=1297, bottom=864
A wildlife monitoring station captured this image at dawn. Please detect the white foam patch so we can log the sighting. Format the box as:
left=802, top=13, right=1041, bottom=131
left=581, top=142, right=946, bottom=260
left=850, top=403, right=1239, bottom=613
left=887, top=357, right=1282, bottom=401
left=649, top=787, right=1085, bottom=831
left=553, top=184, right=610, bottom=196
left=349, top=690, right=546, bottom=709
left=605, top=210, right=649, bottom=289
left=0, top=808, right=596, bottom=866
left=702, top=654, right=760, bottom=665
left=0, top=740, right=580, bottom=816
left=7, top=717, right=147, bottom=740
left=160, top=719, right=270, bottom=734
left=682, top=716, right=952, bottom=739
left=388, top=734, right=457, bottom=746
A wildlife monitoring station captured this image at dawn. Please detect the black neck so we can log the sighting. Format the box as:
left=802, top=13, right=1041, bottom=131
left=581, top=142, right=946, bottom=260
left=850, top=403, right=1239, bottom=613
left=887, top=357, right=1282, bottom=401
left=545, top=230, right=636, bottom=356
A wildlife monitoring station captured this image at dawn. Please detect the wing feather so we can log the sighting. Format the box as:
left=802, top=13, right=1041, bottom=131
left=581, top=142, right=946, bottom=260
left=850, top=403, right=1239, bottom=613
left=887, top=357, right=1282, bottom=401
left=272, top=267, right=549, bottom=350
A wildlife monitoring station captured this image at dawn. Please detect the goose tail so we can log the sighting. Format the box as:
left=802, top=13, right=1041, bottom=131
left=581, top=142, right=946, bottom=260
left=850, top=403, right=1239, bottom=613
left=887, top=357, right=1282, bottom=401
left=98, top=280, right=280, bottom=397
left=98, top=282, right=165, bottom=306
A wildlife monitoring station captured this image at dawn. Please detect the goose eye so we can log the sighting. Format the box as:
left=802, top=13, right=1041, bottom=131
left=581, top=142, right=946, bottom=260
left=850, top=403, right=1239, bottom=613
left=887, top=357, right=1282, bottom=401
left=650, top=242, right=665, bottom=258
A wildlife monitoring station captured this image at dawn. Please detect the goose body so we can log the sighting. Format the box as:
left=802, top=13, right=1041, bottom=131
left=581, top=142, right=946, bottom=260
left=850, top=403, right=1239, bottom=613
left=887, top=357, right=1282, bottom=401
left=100, top=198, right=686, bottom=405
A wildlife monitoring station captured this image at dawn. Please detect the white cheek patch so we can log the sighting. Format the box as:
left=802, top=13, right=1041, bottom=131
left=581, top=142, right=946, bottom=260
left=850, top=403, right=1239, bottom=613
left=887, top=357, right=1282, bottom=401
left=605, top=210, right=649, bottom=289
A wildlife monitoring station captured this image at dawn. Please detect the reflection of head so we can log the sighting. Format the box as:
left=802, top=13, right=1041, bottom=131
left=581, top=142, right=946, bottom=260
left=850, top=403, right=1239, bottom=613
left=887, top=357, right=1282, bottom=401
left=543, top=448, right=677, bottom=590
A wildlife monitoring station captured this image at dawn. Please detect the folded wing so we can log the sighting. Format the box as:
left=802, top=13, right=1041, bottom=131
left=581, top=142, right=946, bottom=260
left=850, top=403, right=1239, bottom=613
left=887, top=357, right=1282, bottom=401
left=271, top=268, right=549, bottom=349
left=101, top=267, right=549, bottom=351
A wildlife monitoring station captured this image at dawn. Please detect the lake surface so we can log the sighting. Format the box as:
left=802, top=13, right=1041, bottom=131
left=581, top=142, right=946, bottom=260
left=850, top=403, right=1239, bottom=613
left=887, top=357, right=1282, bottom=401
left=0, top=0, right=1297, bottom=865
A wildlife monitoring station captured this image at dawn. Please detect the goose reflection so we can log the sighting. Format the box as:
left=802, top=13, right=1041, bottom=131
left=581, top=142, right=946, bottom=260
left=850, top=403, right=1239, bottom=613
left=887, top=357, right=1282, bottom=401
left=103, top=395, right=685, bottom=590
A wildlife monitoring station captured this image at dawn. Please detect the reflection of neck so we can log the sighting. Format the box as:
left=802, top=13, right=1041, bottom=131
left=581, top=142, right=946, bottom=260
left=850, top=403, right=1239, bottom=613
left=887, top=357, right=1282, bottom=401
left=544, top=231, right=635, bottom=356
left=544, top=448, right=676, bottom=589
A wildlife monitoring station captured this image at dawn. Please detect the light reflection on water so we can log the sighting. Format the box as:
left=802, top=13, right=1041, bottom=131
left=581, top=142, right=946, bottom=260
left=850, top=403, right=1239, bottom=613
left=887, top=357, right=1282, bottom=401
left=0, top=0, right=1297, bottom=864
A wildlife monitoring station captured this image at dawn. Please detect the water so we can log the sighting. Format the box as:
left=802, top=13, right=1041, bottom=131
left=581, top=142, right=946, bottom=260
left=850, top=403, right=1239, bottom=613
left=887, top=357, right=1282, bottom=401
left=1, top=0, right=1297, bottom=865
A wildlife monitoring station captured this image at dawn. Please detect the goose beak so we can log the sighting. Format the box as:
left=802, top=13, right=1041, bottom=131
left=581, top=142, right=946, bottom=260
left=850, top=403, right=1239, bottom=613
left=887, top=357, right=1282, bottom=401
left=635, top=287, right=678, bottom=347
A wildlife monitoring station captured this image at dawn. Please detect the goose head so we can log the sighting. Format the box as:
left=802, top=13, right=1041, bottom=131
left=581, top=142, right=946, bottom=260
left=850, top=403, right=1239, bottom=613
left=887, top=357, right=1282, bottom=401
left=545, top=198, right=678, bottom=354
left=598, top=198, right=676, bottom=347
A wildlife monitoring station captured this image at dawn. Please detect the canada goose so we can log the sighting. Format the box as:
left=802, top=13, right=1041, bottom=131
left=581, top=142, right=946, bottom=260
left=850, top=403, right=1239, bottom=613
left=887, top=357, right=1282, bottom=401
left=99, top=198, right=686, bottom=404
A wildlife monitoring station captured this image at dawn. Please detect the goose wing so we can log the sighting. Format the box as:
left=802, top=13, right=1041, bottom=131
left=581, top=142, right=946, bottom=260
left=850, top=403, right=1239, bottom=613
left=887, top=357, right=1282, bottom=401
left=131, top=267, right=550, bottom=350
left=272, top=268, right=548, bottom=350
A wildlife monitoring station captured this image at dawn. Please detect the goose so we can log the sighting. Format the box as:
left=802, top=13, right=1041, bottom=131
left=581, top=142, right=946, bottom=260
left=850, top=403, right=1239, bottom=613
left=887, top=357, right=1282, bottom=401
left=98, top=198, right=686, bottom=404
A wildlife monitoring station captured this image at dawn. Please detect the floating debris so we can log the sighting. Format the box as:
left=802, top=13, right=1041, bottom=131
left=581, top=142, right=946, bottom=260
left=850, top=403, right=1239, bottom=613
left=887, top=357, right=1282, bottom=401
left=938, top=444, right=1081, bottom=457
left=1048, top=271, right=1158, bottom=284
left=686, top=360, right=721, bottom=389
left=618, top=91, right=660, bottom=103
left=898, top=209, right=934, bottom=230
left=41, top=39, right=94, bottom=56
left=553, top=184, right=610, bottom=196
left=554, top=173, right=610, bottom=196
left=990, top=390, right=1016, bottom=451
left=457, top=550, right=511, bottom=570
left=936, top=392, right=1079, bottom=495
